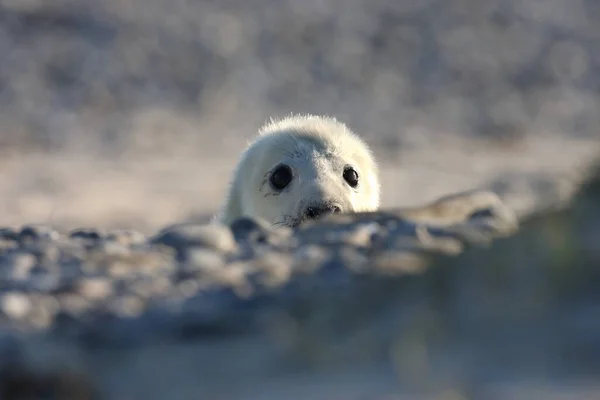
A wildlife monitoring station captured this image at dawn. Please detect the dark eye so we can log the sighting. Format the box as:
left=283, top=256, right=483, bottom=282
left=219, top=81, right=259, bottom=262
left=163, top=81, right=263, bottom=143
left=343, top=167, right=359, bottom=188
left=269, top=164, right=293, bottom=191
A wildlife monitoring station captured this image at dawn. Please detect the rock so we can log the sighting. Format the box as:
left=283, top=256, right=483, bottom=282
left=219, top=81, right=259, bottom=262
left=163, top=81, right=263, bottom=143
left=28, top=242, right=61, bottom=266
left=1, top=293, right=31, bottom=320
left=18, top=225, right=60, bottom=244
left=0, top=227, right=18, bottom=241
left=182, top=248, right=225, bottom=271
left=105, top=230, right=146, bottom=246
left=292, top=245, right=332, bottom=274
left=3, top=252, right=37, bottom=281
left=0, top=165, right=598, bottom=399
left=151, top=223, right=238, bottom=258
left=229, top=217, right=270, bottom=243
left=250, top=251, right=293, bottom=288
left=57, top=294, right=91, bottom=317
left=109, top=295, right=146, bottom=318
left=69, top=228, right=104, bottom=242
left=76, top=278, right=114, bottom=301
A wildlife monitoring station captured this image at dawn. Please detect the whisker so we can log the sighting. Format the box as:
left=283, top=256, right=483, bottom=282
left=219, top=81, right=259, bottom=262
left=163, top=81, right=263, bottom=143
left=286, top=132, right=301, bottom=153
left=275, top=144, right=295, bottom=158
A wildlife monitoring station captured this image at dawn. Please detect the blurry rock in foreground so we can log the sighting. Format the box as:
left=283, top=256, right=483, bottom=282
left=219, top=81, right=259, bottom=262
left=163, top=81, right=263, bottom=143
left=0, top=168, right=599, bottom=399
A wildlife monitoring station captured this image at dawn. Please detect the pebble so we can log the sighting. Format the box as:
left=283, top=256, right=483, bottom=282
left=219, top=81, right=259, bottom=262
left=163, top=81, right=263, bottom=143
left=98, top=240, right=133, bottom=256
left=77, top=278, right=114, bottom=301
left=106, top=229, right=146, bottom=246
left=183, top=248, right=225, bottom=271
left=6, top=252, right=37, bottom=280
left=29, top=242, right=62, bottom=265
left=152, top=223, right=238, bottom=254
left=18, top=224, right=60, bottom=243
left=292, top=245, right=332, bottom=273
left=338, top=246, right=370, bottom=273
left=0, top=238, right=17, bottom=252
left=108, top=261, right=137, bottom=278
left=0, top=206, right=526, bottom=336
left=251, top=252, right=293, bottom=288
left=131, top=277, right=171, bottom=298
left=373, top=250, right=430, bottom=275
left=110, top=295, right=145, bottom=318
left=340, top=222, right=381, bottom=247
left=69, top=228, right=104, bottom=241
left=0, top=227, right=18, bottom=241
left=1, top=292, right=32, bottom=320
left=27, top=295, right=59, bottom=329
left=229, top=217, right=271, bottom=243
left=59, top=294, right=91, bottom=316
left=177, top=279, right=201, bottom=298
left=29, top=274, right=63, bottom=292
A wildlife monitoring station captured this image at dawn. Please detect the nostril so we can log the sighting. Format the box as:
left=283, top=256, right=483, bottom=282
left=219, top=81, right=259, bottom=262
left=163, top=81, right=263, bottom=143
left=305, top=205, right=341, bottom=220
left=306, top=207, right=319, bottom=219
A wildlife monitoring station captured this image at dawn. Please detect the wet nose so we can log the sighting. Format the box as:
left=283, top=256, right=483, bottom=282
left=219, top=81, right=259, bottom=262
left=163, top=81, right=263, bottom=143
left=305, top=204, right=341, bottom=220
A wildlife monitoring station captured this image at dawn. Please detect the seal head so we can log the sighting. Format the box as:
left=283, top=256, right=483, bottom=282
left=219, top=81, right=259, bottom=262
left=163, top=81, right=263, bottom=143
left=219, top=114, right=380, bottom=227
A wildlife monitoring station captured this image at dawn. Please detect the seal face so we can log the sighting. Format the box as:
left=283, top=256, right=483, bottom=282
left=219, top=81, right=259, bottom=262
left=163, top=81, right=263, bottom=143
left=218, top=114, right=380, bottom=228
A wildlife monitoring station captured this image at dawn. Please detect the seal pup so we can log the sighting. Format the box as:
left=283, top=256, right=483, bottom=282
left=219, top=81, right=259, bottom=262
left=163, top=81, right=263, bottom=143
left=218, top=113, right=518, bottom=233
left=218, top=114, right=380, bottom=227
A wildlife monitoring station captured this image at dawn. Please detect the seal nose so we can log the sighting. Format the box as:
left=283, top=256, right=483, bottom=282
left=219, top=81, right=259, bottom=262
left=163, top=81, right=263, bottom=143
left=305, top=204, right=341, bottom=220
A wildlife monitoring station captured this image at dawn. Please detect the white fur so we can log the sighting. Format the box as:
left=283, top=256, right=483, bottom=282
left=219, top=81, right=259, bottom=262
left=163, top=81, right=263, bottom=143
left=217, top=114, right=380, bottom=227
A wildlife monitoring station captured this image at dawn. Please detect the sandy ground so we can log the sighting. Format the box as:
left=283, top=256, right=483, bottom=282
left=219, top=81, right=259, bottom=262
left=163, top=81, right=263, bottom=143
left=0, top=128, right=597, bottom=233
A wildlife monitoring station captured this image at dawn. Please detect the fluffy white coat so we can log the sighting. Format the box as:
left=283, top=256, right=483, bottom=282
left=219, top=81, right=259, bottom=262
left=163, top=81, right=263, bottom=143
left=218, top=114, right=380, bottom=227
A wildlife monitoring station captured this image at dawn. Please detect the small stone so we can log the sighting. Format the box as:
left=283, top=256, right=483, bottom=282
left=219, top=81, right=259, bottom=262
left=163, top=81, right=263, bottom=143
left=177, top=279, right=200, bottom=298
left=59, top=294, right=91, bottom=316
left=269, top=227, right=295, bottom=246
left=108, top=261, right=135, bottom=278
left=1, top=292, right=32, bottom=320
left=29, top=273, right=63, bottom=293
left=98, top=241, right=132, bottom=256
left=69, top=228, right=104, bottom=241
left=131, top=277, right=171, bottom=298
left=205, top=262, right=251, bottom=289
left=252, top=252, right=293, bottom=288
left=31, top=242, right=61, bottom=265
left=338, top=246, right=370, bottom=272
left=0, top=227, right=18, bottom=241
left=373, top=250, right=429, bottom=275
left=106, top=230, right=146, bottom=246
left=28, top=295, right=59, bottom=329
left=18, top=224, right=60, bottom=243
left=110, top=295, right=145, bottom=318
left=413, top=225, right=464, bottom=255
left=230, top=217, right=270, bottom=243
left=341, top=222, right=381, bottom=247
left=0, top=238, right=18, bottom=251
left=185, top=249, right=225, bottom=270
left=229, top=217, right=295, bottom=248
left=6, top=253, right=36, bottom=280
left=292, top=245, right=332, bottom=273
left=152, top=223, right=237, bottom=255
left=77, top=278, right=114, bottom=301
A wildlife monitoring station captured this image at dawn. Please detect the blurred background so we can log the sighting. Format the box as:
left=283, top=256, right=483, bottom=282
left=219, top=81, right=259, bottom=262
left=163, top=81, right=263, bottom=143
left=0, top=0, right=598, bottom=232
left=0, top=2, right=599, bottom=399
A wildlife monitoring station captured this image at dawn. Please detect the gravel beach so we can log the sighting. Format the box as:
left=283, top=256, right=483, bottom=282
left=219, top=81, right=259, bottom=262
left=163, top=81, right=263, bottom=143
left=0, top=166, right=599, bottom=400
left=1, top=0, right=599, bottom=398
